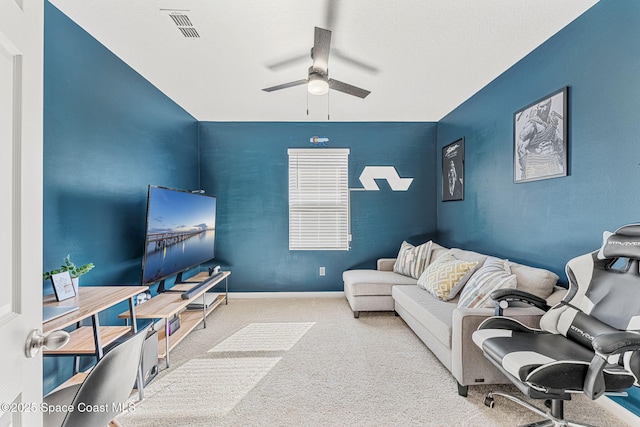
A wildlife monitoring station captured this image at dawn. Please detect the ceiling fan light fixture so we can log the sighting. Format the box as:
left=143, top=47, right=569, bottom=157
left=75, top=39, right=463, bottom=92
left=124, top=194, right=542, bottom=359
left=308, top=74, right=329, bottom=96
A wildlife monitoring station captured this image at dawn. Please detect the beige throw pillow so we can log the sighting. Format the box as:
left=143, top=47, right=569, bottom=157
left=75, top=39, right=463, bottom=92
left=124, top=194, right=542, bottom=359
left=393, top=240, right=433, bottom=279
left=417, top=253, right=478, bottom=301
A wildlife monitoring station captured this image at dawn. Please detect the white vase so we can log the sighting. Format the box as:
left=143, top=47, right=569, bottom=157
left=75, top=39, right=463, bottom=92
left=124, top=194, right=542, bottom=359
left=72, top=277, right=79, bottom=294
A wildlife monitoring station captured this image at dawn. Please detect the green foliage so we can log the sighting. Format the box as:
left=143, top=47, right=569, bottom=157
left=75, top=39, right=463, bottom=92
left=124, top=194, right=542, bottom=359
left=43, top=254, right=95, bottom=281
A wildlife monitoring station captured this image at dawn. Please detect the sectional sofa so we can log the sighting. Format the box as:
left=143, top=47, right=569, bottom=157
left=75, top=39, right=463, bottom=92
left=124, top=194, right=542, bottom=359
left=343, top=241, right=567, bottom=395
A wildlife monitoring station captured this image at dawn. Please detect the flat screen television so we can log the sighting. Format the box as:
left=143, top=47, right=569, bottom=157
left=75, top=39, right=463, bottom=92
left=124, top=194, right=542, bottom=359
left=141, top=186, right=217, bottom=288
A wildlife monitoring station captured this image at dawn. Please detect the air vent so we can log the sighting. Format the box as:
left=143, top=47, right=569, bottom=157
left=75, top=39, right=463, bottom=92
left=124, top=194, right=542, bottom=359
left=161, top=9, right=201, bottom=38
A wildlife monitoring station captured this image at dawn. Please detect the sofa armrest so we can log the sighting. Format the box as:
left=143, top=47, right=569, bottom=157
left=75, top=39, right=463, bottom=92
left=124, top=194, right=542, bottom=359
left=451, top=305, right=546, bottom=387
left=377, top=258, right=396, bottom=271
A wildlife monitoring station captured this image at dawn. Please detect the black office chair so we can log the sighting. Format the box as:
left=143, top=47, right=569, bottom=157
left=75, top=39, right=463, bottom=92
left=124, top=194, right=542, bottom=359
left=43, top=325, right=149, bottom=427
left=473, top=224, right=640, bottom=426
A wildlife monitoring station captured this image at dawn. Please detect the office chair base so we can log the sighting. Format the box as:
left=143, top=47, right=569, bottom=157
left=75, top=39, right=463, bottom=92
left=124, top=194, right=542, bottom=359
left=484, top=391, right=596, bottom=427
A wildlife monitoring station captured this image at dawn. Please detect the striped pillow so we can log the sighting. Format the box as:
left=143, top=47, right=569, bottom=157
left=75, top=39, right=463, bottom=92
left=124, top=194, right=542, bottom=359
left=393, top=241, right=433, bottom=279
left=457, top=257, right=517, bottom=308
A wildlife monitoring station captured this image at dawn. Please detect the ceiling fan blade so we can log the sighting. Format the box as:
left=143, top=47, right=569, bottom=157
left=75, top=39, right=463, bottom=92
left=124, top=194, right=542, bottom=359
left=325, top=0, right=339, bottom=30
left=312, top=27, right=331, bottom=72
left=329, top=79, right=370, bottom=98
left=262, top=79, right=308, bottom=92
left=266, top=53, right=309, bottom=71
left=332, top=48, right=379, bottom=74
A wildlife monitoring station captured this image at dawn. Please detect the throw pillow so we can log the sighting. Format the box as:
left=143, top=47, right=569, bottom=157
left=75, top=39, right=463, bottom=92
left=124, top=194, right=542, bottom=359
left=417, top=253, right=478, bottom=301
left=393, top=240, right=433, bottom=279
left=457, top=257, right=517, bottom=309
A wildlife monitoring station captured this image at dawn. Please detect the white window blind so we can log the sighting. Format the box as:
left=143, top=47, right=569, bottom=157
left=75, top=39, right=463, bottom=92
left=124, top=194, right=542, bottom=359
left=288, top=148, right=350, bottom=250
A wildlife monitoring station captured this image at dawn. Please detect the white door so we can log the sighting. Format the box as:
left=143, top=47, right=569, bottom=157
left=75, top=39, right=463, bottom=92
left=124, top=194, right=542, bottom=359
left=0, top=1, right=44, bottom=426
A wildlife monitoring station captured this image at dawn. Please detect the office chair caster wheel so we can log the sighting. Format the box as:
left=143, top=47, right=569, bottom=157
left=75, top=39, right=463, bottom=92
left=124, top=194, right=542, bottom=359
left=484, top=396, right=495, bottom=408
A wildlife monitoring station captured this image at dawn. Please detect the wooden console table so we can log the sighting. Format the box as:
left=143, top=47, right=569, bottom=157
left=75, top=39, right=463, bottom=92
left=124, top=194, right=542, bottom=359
left=119, top=271, right=229, bottom=369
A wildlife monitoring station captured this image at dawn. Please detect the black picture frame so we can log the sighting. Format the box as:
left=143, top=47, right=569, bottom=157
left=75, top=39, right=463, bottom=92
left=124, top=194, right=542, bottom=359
left=51, top=271, right=76, bottom=301
left=442, top=138, right=464, bottom=201
left=514, top=87, right=568, bottom=183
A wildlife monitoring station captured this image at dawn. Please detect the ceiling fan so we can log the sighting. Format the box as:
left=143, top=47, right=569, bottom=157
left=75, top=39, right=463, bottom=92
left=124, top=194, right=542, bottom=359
left=262, top=27, right=371, bottom=99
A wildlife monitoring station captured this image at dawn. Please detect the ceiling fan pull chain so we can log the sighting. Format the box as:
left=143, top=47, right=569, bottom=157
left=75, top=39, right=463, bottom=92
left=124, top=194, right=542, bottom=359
left=327, top=90, right=330, bottom=121
left=306, top=90, right=309, bottom=116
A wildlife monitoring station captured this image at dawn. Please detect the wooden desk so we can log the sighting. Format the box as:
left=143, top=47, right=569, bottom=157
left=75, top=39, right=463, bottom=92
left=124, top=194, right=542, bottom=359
left=119, top=271, right=229, bottom=368
left=43, top=286, right=148, bottom=359
left=43, top=285, right=148, bottom=400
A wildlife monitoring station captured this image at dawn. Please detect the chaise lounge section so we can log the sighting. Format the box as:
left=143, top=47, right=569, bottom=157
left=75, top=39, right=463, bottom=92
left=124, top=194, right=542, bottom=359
left=343, top=258, right=417, bottom=318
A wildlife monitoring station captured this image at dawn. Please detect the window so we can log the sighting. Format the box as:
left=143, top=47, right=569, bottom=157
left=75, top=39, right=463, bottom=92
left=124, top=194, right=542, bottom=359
left=288, top=148, right=350, bottom=250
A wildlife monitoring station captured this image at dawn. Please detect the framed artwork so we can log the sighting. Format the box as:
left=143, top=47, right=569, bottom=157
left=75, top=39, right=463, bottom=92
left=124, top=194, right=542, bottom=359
left=442, top=138, right=464, bottom=201
left=514, top=87, right=568, bottom=183
left=51, top=271, right=77, bottom=301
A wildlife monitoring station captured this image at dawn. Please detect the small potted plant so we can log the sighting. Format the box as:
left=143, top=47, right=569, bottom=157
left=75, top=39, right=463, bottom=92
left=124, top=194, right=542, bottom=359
left=43, top=255, right=95, bottom=293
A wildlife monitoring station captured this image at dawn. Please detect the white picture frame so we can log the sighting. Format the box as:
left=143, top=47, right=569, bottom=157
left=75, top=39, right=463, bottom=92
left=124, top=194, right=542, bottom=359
left=51, top=271, right=77, bottom=301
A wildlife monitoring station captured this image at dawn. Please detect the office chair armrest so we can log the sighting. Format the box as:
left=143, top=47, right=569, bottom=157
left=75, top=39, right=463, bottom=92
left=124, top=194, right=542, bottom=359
left=584, top=331, right=640, bottom=400
left=490, top=289, right=550, bottom=316
left=592, top=331, right=640, bottom=356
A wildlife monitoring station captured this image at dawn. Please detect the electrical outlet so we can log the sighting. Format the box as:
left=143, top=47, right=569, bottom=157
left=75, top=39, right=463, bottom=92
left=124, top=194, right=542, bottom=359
left=319, top=266, right=326, bottom=276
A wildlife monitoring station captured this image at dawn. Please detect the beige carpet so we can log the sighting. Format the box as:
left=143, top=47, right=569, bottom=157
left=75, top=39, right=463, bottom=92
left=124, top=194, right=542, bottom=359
left=116, top=297, right=630, bottom=426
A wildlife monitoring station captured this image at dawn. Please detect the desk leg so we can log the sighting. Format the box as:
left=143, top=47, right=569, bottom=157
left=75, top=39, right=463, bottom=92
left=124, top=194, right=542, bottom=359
left=225, top=276, right=228, bottom=305
left=129, top=296, right=144, bottom=401
left=92, top=314, right=104, bottom=360
left=74, top=321, right=82, bottom=375
left=128, top=296, right=138, bottom=333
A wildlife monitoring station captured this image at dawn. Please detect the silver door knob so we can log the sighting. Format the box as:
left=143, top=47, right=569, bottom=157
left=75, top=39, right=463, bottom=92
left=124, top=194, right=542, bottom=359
left=25, top=329, right=70, bottom=358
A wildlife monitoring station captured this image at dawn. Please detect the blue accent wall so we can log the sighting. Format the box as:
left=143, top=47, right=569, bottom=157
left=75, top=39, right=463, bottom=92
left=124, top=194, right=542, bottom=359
left=198, top=122, right=437, bottom=292
left=43, top=2, right=198, bottom=394
left=436, top=0, right=640, bottom=414
left=436, top=0, right=640, bottom=281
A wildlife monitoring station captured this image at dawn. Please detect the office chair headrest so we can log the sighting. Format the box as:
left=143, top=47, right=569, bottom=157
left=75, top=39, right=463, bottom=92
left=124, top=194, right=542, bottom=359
left=597, top=223, right=640, bottom=260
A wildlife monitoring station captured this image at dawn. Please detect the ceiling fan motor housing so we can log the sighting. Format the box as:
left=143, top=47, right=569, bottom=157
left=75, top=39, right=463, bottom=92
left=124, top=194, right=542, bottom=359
left=308, top=70, right=329, bottom=95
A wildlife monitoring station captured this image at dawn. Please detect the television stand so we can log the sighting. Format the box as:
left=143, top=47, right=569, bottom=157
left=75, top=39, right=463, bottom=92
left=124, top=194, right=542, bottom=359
left=119, top=271, right=230, bottom=369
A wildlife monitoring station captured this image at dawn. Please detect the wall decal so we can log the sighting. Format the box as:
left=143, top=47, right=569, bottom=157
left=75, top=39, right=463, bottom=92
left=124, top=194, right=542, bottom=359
left=358, top=166, right=413, bottom=191
left=310, top=136, right=329, bottom=147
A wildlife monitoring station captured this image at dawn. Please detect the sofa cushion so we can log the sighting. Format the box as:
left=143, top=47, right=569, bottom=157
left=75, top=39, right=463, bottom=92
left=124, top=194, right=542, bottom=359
left=392, top=285, right=456, bottom=348
left=449, top=248, right=489, bottom=266
left=343, top=270, right=417, bottom=296
left=428, top=242, right=449, bottom=265
left=509, top=262, right=558, bottom=300
left=417, top=253, right=478, bottom=301
left=393, top=240, right=432, bottom=279
left=457, top=257, right=517, bottom=308
left=450, top=248, right=557, bottom=300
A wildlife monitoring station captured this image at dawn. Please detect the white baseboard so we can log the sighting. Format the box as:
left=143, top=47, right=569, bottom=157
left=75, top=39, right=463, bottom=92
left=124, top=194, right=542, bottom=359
left=227, top=291, right=345, bottom=299
left=596, top=396, right=639, bottom=425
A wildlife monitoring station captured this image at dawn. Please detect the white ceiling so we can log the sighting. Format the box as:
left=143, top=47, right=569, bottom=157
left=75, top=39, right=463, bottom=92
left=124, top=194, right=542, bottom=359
left=49, top=0, right=599, bottom=122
